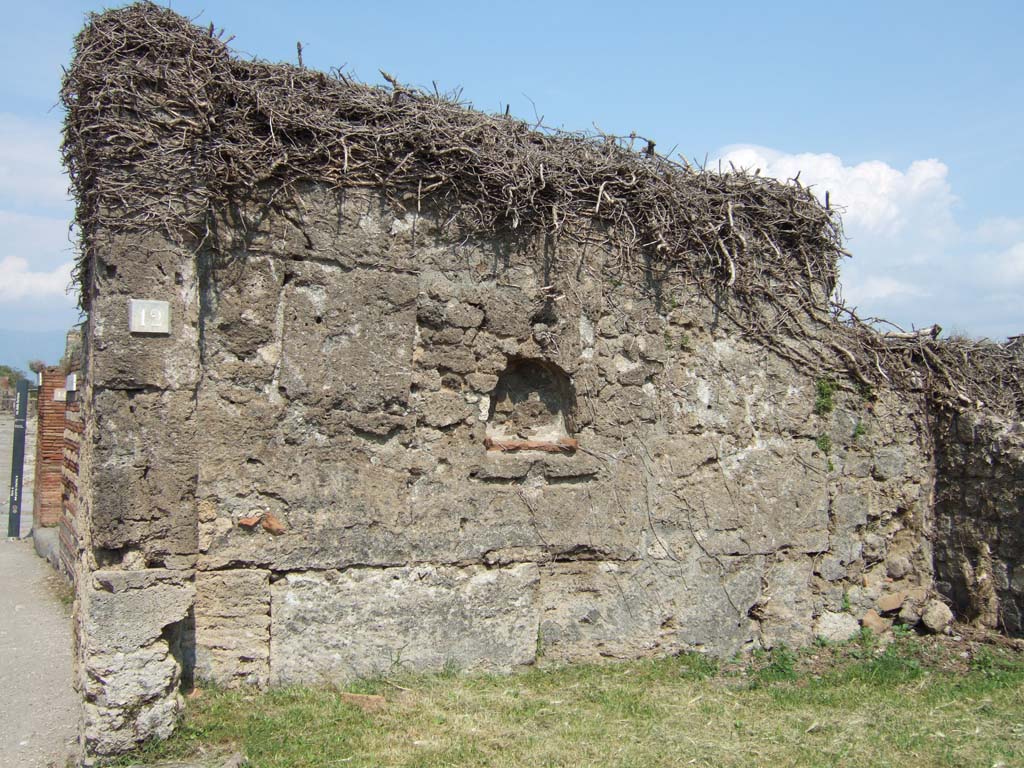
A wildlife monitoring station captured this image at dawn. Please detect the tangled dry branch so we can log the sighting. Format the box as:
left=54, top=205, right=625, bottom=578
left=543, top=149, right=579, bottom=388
left=61, top=3, right=1022, bottom=420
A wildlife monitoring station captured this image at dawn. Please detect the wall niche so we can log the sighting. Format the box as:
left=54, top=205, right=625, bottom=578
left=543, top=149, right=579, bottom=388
left=485, top=358, right=577, bottom=452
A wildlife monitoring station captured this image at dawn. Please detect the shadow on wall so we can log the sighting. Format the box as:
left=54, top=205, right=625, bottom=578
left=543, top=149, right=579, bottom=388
left=486, top=358, right=576, bottom=444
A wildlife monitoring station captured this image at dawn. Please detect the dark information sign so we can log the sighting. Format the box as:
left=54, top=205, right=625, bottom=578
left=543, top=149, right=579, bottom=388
left=7, top=379, right=29, bottom=538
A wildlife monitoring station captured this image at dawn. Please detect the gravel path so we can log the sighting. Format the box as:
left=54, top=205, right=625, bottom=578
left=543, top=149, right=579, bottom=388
left=0, top=538, right=78, bottom=767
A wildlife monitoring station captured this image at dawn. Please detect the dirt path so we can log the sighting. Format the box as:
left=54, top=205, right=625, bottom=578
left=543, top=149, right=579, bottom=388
left=0, top=538, right=78, bottom=767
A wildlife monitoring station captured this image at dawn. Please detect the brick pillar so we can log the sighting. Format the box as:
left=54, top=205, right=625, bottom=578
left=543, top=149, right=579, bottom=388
left=33, top=367, right=68, bottom=527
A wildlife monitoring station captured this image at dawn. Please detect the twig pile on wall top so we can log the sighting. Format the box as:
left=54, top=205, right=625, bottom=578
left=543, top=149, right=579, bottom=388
left=61, top=4, right=841, bottom=305
left=62, top=3, right=1022, bottom=420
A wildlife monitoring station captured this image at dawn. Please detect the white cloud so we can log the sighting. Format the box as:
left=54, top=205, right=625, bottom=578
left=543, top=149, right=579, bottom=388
left=0, top=255, right=74, bottom=302
left=990, top=242, right=1024, bottom=284
left=843, top=275, right=926, bottom=302
left=712, top=145, right=1023, bottom=338
left=974, top=216, right=1024, bottom=246
left=717, top=144, right=956, bottom=239
left=0, top=210, right=78, bottom=318
left=0, top=113, right=69, bottom=213
left=0, top=210, right=73, bottom=263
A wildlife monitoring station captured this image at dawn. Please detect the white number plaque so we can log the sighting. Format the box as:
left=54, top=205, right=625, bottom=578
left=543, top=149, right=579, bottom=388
left=129, top=299, right=171, bottom=334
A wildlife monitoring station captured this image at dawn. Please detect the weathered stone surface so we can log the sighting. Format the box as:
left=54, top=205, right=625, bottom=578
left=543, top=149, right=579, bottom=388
left=757, top=558, right=814, bottom=648
left=278, top=267, right=417, bottom=415
left=75, top=185, right=954, bottom=760
left=933, top=410, right=1024, bottom=635
left=814, top=611, right=861, bottom=643
left=195, top=570, right=270, bottom=687
left=85, top=569, right=194, bottom=652
left=270, top=564, right=540, bottom=683
left=89, top=388, right=198, bottom=559
left=886, top=554, right=913, bottom=580
left=418, top=389, right=471, bottom=428
left=538, top=556, right=762, bottom=661
left=816, top=554, right=846, bottom=582
left=833, top=494, right=869, bottom=530
left=656, top=439, right=830, bottom=557
left=88, top=229, right=202, bottom=391
left=78, top=570, right=194, bottom=757
left=872, top=448, right=907, bottom=482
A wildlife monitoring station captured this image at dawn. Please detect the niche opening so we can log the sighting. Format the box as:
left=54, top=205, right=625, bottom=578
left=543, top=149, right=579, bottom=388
left=484, top=358, right=577, bottom=454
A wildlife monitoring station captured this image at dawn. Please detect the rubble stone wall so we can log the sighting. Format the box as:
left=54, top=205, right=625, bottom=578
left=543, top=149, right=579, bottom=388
left=74, top=188, right=946, bottom=754
left=73, top=221, right=202, bottom=759
left=60, top=388, right=83, bottom=583
left=933, top=409, right=1024, bottom=634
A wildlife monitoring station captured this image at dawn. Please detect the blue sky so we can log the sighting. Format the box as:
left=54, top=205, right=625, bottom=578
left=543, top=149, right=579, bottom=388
left=2, top=0, right=1022, bottom=370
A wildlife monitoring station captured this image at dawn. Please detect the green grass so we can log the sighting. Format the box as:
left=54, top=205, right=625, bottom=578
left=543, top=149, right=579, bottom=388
left=113, top=639, right=1024, bottom=768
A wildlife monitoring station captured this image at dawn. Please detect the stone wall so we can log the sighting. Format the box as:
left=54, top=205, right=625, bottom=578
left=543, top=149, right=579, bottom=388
left=72, top=223, right=201, bottom=759
left=72, top=188, right=945, bottom=755
left=60, top=374, right=83, bottom=583
left=933, top=409, right=1024, bottom=634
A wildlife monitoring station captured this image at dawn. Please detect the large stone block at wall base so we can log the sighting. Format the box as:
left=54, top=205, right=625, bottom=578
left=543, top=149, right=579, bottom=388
left=269, top=563, right=540, bottom=683
left=84, top=569, right=194, bottom=651
left=79, top=569, right=194, bottom=757
left=537, top=555, right=762, bottom=662
left=195, top=569, right=270, bottom=687
left=754, top=557, right=815, bottom=648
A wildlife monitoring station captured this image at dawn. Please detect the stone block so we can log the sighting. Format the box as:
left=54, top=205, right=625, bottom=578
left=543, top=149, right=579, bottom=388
left=85, top=569, right=194, bottom=653
left=418, top=389, right=472, bottom=428
left=872, top=448, right=906, bottom=481
left=833, top=493, right=869, bottom=530
left=921, top=599, right=954, bottom=633
left=861, top=609, right=891, bottom=634
left=674, top=440, right=829, bottom=556
left=481, top=287, right=534, bottom=338
left=88, top=229, right=201, bottom=391
left=89, top=387, right=199, bottom=558
left=270, top=563, right=540, bottom=683
left=814, top=611, right=860, bottom=643
left=877, top=592, right=905, bottom=613
left=195, top=570, right=271, bottom=687
left=757, top=558, right=814, bottom=648
left=538, top=556, right=761, bottom=662
left=79, top=569, right=194, bottom=757
left=279, top=267, right=416, bottom=413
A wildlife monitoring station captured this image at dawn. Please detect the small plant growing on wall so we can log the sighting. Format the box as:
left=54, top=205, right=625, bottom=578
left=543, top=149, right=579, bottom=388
left=856, top=380, right=876, bottom=403
left=816, top=433, right=835, bottom=471
left=814, top=378, right=837, bottom=416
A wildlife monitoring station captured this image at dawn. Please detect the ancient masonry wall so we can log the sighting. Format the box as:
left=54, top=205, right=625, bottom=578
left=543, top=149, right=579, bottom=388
left=933, top=409, right=1024, bottom=634
left=60, top=381, right=83, bottom=582
left=34, top=367, right=68, bottom=527
left=73, top=189, right=948, bottom=756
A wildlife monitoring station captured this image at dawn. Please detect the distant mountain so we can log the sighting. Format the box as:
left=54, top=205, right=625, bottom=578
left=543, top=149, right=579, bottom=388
left=0, top=327, right=73, bottom=371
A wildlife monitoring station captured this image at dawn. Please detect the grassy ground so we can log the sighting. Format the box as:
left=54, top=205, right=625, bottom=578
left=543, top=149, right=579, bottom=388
left=118, top=629, right=1024, bottom=768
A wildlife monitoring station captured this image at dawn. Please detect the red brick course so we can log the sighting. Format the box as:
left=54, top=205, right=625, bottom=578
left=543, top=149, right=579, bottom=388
left=33, top=368, right=67, bottom=527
